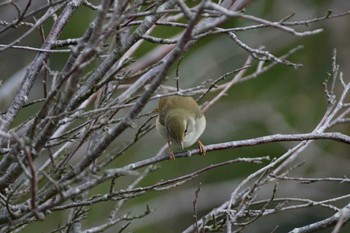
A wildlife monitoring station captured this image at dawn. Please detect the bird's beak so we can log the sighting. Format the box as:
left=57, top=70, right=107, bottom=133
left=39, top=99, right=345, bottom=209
left=180, top=141, right=184, bottom=150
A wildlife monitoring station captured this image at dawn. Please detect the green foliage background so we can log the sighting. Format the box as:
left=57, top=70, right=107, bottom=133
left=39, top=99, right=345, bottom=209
left=0, top=0, right=349, bottom=232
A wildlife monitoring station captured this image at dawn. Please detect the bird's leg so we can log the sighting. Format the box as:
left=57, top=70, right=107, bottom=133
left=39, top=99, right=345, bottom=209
left=167, top=141, right=176, bottom=160
left=196, top=140, right=206, bottom=155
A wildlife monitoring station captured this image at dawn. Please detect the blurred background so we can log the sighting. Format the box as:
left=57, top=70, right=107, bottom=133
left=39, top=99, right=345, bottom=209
left=1, top=0, right=350, bottom=232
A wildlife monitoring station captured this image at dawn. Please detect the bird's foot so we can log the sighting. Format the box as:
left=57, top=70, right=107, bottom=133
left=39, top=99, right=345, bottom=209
left=197, top=140, right=206, bottom=156
left=167, top=142, right=176, bottom=160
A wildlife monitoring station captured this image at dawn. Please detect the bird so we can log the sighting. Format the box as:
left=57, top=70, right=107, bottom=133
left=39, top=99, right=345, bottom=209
left=156, top=95, right=206, bottom=159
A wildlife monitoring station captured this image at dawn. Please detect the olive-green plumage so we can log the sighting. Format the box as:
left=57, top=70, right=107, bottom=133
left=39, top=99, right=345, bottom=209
left=157, top=96, right=204, bottom=127
left=156, top=96, right=206, bottom=155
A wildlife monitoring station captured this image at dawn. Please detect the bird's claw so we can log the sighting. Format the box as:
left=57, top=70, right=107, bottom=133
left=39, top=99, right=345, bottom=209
left=197, top=140, right=206, bottom=156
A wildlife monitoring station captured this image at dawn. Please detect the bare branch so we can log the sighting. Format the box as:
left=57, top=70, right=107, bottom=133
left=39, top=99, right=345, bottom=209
left=0, top=1, right=349, bottom=232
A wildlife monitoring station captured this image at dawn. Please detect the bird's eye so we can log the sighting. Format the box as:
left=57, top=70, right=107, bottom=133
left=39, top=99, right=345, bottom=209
left=184, top=125, right=188, bottom=134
